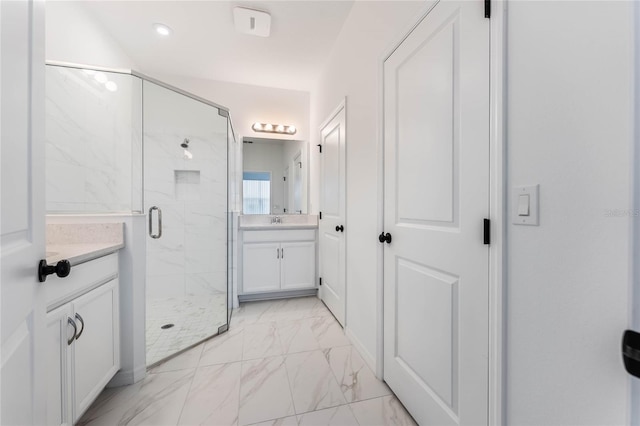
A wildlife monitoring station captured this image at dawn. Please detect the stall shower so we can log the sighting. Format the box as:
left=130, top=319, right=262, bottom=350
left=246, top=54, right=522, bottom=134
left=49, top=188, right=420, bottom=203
left=143, top=80, right=230, bottom=365
left=45, top=64, right=233, bottom=367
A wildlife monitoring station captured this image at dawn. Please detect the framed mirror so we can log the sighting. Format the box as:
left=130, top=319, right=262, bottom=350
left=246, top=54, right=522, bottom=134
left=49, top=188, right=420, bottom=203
left=242, top=136, right=308, bottom=214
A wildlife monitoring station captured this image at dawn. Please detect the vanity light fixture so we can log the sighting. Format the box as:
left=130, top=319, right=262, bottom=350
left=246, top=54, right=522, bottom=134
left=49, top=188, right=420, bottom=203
left=153, top=23, right=172, bottom=36
left=252, top=122, right=297, bottom=135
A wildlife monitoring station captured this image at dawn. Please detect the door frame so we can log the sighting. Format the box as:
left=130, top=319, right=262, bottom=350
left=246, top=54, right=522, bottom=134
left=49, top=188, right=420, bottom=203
left=375, top=1, right=506, bottom=424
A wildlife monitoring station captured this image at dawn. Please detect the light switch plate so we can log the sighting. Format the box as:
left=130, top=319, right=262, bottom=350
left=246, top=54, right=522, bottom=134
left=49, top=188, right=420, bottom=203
left=512, top=185, right=539, bottom=226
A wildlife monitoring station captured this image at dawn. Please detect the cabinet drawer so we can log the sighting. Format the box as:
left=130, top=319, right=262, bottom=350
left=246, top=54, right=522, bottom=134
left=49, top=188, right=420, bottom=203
left=45, top=253, right=118, bottom=312
left=243, top=229, right=316, bottom=243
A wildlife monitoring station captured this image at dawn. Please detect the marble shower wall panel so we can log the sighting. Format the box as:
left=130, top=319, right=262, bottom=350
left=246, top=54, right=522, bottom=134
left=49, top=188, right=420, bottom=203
left=143, top=81, right=228, bottom=302
left=45, top=66, right=141, bottom=212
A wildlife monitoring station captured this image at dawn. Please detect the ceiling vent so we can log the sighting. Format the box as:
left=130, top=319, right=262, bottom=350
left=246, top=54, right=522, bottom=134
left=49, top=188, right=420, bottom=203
left=233, top=7, right=271, bottom=37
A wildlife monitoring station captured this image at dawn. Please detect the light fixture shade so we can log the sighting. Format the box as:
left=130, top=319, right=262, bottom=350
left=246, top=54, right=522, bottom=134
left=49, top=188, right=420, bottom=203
left=252, top=122, right=297, bottom=135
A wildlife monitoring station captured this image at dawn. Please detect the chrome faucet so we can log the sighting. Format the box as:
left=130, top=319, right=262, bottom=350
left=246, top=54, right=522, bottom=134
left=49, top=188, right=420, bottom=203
left=271, top=216, right=282, bottom=224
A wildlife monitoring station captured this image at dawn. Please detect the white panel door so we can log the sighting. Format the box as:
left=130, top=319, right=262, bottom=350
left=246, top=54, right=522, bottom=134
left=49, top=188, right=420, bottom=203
left=243, top=242, right=281, bottom=293
left=383, top=2, right=490, bottom=425
left=319, top=104, right=346, bottom=325
left=1, top=0, right=47, bottom=424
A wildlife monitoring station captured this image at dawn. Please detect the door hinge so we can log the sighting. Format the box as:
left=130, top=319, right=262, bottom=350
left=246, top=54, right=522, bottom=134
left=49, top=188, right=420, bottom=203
left=484, top=218, right=491, bottom=245
left=283, top=176, right=286, bottom=181
left=319, top=277, right=322, bottom=286
left=298, top=162, right=302, bottom=169
left=484, top=0, right=491, bottom=18
left=317, top=144, right=322, bottom=153
left=319, top=211, right=322, bottom=220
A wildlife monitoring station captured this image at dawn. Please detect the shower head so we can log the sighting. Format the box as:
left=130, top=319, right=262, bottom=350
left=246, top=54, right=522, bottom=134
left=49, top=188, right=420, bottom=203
left=181, top=138, right=190, bottom=148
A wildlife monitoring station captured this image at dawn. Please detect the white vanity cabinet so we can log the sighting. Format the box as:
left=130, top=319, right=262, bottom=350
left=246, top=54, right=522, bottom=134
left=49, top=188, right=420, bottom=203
left=45, top=253, right=120, bottom=425
left=241, top=229, right=316, bottom=296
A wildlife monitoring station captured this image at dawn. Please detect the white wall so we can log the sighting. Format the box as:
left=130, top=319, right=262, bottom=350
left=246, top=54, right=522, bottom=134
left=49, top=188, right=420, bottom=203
left=310, top=1, right=424, bottom=366
left=506, top=2, right=633, bottom=424
left=46, top=1, right=136, bottom=70
left=151, top=73, right=310, bottom=147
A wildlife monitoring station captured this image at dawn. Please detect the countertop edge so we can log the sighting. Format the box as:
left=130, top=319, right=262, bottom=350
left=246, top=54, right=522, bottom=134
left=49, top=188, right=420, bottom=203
left=47, top=242, right=125, bottom=266
left=239, top=225, right=318, bottom=231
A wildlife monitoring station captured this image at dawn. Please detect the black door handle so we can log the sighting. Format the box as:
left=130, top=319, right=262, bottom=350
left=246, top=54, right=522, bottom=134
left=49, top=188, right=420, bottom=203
left=38, top=259, right=71, bottom=282
left=623, top=329, right=640, bottom=378
left=335, top=225, right=344, bottom=232
left=378, top=232, right=392, bottom=244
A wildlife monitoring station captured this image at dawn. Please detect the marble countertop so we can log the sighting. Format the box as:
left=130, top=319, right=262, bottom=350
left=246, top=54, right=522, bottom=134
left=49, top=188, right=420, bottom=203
left=46, top=222, right=124, bottom=266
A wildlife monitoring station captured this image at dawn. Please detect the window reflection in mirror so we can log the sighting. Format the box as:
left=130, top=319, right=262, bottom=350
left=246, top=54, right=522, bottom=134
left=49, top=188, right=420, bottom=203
left=242, top=137, right=307, bottom=214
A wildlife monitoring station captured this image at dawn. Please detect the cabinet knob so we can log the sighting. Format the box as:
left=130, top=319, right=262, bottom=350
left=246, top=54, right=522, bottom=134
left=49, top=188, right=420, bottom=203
left=335, top=225, right=344, bottom=233
left=38, top=259, right=71, bottom=283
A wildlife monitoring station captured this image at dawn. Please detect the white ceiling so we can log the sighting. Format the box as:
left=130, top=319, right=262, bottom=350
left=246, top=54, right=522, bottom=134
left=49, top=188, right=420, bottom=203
left=81, top=1, right=355, bottom=91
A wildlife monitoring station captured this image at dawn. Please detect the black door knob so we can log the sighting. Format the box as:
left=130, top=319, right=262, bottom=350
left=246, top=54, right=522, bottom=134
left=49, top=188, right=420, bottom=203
left=378, top=232, right=392, bottom=244
left=335, top=225, right=344, bottom=232
left=623, top=329, right=640, bottom=378
left=38, top=259, right=71, bottom=283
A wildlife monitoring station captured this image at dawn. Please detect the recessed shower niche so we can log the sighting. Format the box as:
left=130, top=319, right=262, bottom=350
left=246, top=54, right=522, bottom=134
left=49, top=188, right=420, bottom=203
left=45, top=64, right=233, bottom=367
left=174, top=170, right=201, bottom=200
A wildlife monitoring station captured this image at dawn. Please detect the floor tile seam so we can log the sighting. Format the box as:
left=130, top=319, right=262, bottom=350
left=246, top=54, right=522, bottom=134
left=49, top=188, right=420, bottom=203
left=294, top=400, right=363, bottom=424
left=174, top=366, right=198, bottom=425
left=281, top=349, right=302, bottom=420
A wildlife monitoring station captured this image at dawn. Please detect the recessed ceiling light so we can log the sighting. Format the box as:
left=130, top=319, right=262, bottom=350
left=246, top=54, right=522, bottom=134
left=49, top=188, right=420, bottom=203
left=153, top=23, right=172, bottom=36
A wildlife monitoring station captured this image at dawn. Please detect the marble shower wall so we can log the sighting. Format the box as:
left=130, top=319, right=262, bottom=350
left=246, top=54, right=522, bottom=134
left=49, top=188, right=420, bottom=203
left=45, top=65, right=142, bottom=213
left=143, top=81, right=228, bottom=301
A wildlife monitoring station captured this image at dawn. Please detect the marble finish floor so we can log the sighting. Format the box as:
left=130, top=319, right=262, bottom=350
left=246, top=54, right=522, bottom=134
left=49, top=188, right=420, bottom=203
left=146, top=294, right=228, bottom=366
left=81, top=296, right=416, bottom=426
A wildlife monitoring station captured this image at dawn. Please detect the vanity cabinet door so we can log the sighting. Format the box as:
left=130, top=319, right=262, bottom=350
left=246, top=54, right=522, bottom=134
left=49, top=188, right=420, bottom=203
left=46, top=304, right=74, bottom=426
left=243, top=242, right=281, bottom=293
left=71, top=279, right=120, bottom=423
left=280, top=241, right=316, bottom=290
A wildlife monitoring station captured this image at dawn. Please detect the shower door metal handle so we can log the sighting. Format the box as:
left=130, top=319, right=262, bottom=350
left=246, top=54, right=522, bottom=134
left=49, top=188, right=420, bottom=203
left=149, top=206, right=163, bottom=239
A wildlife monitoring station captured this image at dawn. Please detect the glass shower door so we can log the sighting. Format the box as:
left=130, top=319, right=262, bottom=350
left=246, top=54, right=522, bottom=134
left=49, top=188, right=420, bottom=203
left=143, top=80, right=228, bottom=366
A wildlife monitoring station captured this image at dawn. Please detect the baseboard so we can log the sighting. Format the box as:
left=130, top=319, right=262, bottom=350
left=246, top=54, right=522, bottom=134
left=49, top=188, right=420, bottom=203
left=345, top=327, right=378, bottom=377
left=238, top=288, right=317, bottom=303
left=107, top=365, right=146, bottom=387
